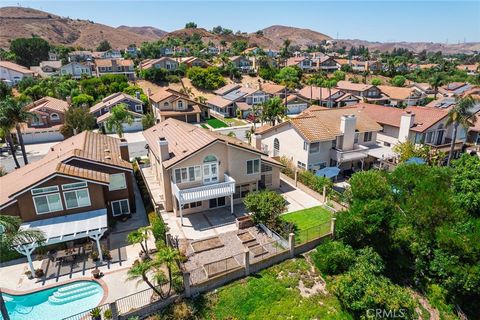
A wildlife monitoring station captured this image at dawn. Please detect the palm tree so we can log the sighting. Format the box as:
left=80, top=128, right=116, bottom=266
left=141, top=113, right=156, bottom=130
left=324, top=79, right=337, bottom=108
left=245, top=126, right=255, bottom=144
left=127, top=226, right=151, bottom=258
left=0, top=97, right=33, bottom=165
left=428, top=73, right=445, bottom=100
left=445, top=95, right=477, bottom=165
left=0, top=215, right=45, bottom=248
left=281, top=39, right=291, bottom=59
left=155, top=246, right=182, bottom=296
left=0, top=123, right=20, bottom=169
left=105, top=104, right=133, bottom=138
left=262, top=97, right=287, bottom=126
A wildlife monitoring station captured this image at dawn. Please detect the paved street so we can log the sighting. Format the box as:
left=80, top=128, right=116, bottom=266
left=0, top=132, right=148, bottom=173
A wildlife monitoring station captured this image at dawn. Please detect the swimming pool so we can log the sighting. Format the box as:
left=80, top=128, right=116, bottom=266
left=1, top=280, right=104, bottom=320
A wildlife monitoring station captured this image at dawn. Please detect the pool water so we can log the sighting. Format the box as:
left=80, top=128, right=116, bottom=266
left=1, top=280, right=104, bottom=320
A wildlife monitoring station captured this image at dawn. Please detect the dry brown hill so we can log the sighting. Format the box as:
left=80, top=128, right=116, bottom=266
left=117, top=25, right=167, bottom=38
left=0, top=7, right=158, bottom=49
left=259, top=25, right=332, bottom=49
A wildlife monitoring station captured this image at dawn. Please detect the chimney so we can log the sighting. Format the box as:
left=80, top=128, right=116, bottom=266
left=66, top=96, right=72, bottom=106
left=158, top=137, right=170, bottom=162
left=398, top=111, right=415, bottom=142
left=340, top=114, right=356, bottom=151
left=251, top=133, right=262, bottom=150
left=135, top=91, right=141, bottom=100
left=119, top=139, right=130, bottom=161
left=147, top=88, right=152, bottom=96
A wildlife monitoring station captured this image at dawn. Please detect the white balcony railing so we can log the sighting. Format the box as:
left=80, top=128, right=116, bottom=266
left=172, top=174, right=236, bottom=205
left=330, top=144, right=369, bottom=163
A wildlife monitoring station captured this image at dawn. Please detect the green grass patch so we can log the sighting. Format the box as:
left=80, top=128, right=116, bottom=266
left=223, top=117, right=246, bottom=126
left=206, top=118, right=229, bottom=129
left=200, top=124, right=209, bottom=129
left=190, top=257, right=351, bottom=319
left=281, top=206, right=333, bottom=243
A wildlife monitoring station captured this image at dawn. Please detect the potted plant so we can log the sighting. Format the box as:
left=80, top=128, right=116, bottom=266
left=90, top=307, right=101, bottom=320
left=103, top=308, right=113, bottom=320
left=34, top=268, right=44, bottom=278
left=90, top=251, right=99, bottom=261
left=91, top=268, right=102, bottom=279
left=24, top=270, right=33, bottom=279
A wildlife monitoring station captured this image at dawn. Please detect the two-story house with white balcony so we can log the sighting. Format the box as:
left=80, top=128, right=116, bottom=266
left=254, top=107, right=382, bottom=172
left=142, top=119, right=282, bottom=222
left=336, top=81, right=388, bottom=104
left=354, top=103, right=467, bottom=157
left=60, top=62, right=93, bottom=79
left=207, top=84, right=268, bottom=118
left=95, top=59, right=135, bottom=80
left=149, top=87, right=205, bottom=123
left=229, top=56, right=253, bottom=73
left=140, top=57, right=179, bottom=71
left=286, top=57, right=314, bottom=72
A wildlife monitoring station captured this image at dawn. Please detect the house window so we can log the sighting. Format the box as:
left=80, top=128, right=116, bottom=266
left=425, top=131, right=434, bottom=144
left=33, top=193, right=63, bottom=214
left=109, top=173, right=127, bottom=191
left=31, top=186, right=59, bottom=195
left=309, top=142, right=320, bottom=153
left=64, top=188, right=91, bottom=209
left=62, top=181, right=87, bottom=190
left=174, top=165, right=201, bottom=183
left=297, top=161, right=306, bottom=170
left=354, top=133, right=359, bottom=144
left=111, top=199, right=130, bottom=216
left=364, top=132, right=373, bottom=142
left=163, top=102, right=169, bottom=107
left=50, top=113, right=60, bottom=121
left=135, top=105, right=143, bottom=112
left=273, top=138, right=280, bottom=156
left=246, top=159, right=260, bottom=174
left=303, top=142, right=308, bottom=151
left=178, top=101, right=184, bottom=110
left=261, top=163, right=272, bottom=172
left=184, top=201, right=202, bottom=209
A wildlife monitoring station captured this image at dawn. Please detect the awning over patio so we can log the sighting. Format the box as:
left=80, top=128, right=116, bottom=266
left=19, top=209, right=108, bottom=246
left=316, top=167, right=341, bottom=179
left=366, top=144, right=397, bottom=160
left=17, top=209, right=108, bottom=273
left=339, top=151, right=368, bottom=162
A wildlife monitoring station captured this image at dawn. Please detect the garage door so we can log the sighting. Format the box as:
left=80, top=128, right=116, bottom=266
left=122, top=118, right=143, bottom=132
left=287, top=104, right=306, bottom=115
left=21, top=131, right=64, bottom=144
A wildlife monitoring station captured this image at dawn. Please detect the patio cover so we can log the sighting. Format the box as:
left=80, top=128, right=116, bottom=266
left=340, top=151, right=368, bottom=162
left=316, top=167, right=341, bottom=179
left=366, top=145, right=397, bottom=160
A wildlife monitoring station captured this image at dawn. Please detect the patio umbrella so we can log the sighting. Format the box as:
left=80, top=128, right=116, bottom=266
left=406, top=157, right=426, bottom=165
left=315, top=166, right=341, bottom=179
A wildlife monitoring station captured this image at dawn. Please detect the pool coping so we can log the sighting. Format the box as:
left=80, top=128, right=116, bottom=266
left=0, top=277, right=109, bottom=306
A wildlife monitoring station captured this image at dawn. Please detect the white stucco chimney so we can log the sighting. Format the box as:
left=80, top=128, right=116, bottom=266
left=251, top=133, right=262, bottom=150
left=158, top=137, right=170, bottom=162
left=340, top=114, right=356, bottom=151
left=398, top=111, right=415, bottom=142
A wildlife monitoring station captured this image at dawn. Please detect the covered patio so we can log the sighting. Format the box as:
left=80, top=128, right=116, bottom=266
left=16, top=209, right=108, bottom=274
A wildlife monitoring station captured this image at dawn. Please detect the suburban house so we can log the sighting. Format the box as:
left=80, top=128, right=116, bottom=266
left=140, top=57, right=179, bottom=71
left=283, top=95, right=310, bottom=115
left=298, top=86, right=360, bottom=108
left=93, top=50, right=122, bottom=59
left=312, top=54, right=339, bottom=72
left=254, top=107, right=382, bottom=172
left=355, top=103, right=467, bottom=156
left=439, top=82, right=472, bottom=97
left=142, top=118, right=282, bottom=219
left=95, top=59, right=135, bottom=80
left=229, top=56, right=253, bottom=73
left=336, top=81, right=388, bottom=103
left=68, top=51, right=93, bottom=62
left=207, top=84, right=268, bottom=118
left=125, top=46, right=139, bottom=57
left=286, top=57, right=314, bottom=72
left=261, top=83, right=287, bottom=99
left=426, top=97, right=457, bottom=109
left=412, top=82, right=436, bottom=96
left=90, top=92, right=144, bottom=132
left=456, top=64, right=479, bottom=75
left=60, top=62, right=93, bottom=79
left=0, top=131, right=135, bottom=270
left=467, top=113, right=480, bottom=147
left=149, top=87, right=204, bottom=123
left=15, top=97, right=70, bottom=144
left=30, top=60, right=62, bottom=78
left=177, top=56, right=210, bottom=68
left=335, top=59, right=383, bottom=73
left=200, top=46, right=220, bottom=55
left=378, top=85, right=425, bottom=107
left=0, top=61, right=34, bottom=85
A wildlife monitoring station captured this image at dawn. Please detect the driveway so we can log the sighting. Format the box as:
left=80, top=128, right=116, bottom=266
left=279, top=179, right=322, bottom=212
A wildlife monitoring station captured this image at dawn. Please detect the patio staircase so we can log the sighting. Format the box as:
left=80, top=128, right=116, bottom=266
left=48, top=282, right=100, bottom=305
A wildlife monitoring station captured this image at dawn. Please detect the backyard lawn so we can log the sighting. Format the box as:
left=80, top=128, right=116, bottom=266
left=223, top=117, right=246, bottom=126
left=281, top=206, right=334, bottom=243
left=206, top=118, right=229, bottom=128
left=159, top=257, right=351, bottom=319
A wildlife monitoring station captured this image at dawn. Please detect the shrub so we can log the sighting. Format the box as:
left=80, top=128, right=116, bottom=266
left=187, top=66, right=225, bottom=90
left=312, top=240, right=356, bottom=275
left=244, top=190, right=287, bottom=226
left=391, top=75, right=407, bottom=87
left=149, top=212, right=167, bottom=244
left=166, top=74, right=181, bottom=83
left=298, top=170, right=332, bottom=194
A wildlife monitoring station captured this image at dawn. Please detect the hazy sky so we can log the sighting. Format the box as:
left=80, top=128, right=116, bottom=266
left=3, top=1, right=480, bottom=43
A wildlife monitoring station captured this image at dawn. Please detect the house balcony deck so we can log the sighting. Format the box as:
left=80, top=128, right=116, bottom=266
left=330, top=144, right=370, bottom=164
left=171, top=174, right=236, bottom=205
left=425, top=140, right=464, bottom=153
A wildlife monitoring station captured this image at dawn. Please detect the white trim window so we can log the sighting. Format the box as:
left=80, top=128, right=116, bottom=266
left=246, top=159, right=260, bottom=175
left=31, top=186, right=59, bottom=195
left=109, top=173, right=127, bottom=191
left=50, top=113, right=60, bottom=121
left=309, top=142, right=320, bottom=154
left=297, top=161, right=306, bottom=170
left=174, top=165, right=201, bottom=183
left=33, top=193, right=63, bottom=214
left=64, top=188, right=91, bottom=209
left=364, top=132, right=373, bottom=142
left=111, top=199, right=130, bottom=216
left=135, top=104, right=143, bottom=112
left=62, top=181, right=88, bottom=190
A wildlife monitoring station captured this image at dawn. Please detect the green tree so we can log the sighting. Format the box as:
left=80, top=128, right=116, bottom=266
left=60, top=106, right=95, bottom=138
left=333, top=70, right=345, bottom=81
left=142, top=112, right=156, bottom=130
left=10, top=37, right=50, bottom=67
left=156, top=246, right=182, bottom=296
left=280, top=39, right=291, bottom=58
left=105, top=104, right=133, bottom=138
left=312, top=240, right=356, bottom=275
left=261, top=96, right=286, bottom=126
left=187, top=67, right=225, bottom=90
left=274, top=66, right=301, bottom=89
left=0, top=124, right=20, bottom=169
left=185, top=22, right=197, bottom=29
left=0, top=215, right=45, bottom=248
left=371, top=78, right=382, bottom=86
left=391, top=75, right=407, bottom=87
left=127, top=227, right=151, bottom=257
left=0, top=81, right=12, bottom=99
left=96, top=40, right=112, bottom=51
left=244, top=190, right=286, bottom=226
left=392, top=140, right=429, bottom=163
left=0, top=97, right=33, bottom=165
left=428, top=73, right=446, bottom=99
left=71, top=93, right=94, bottom=107
left=451, top=155, right=480, bottom=216
left=445, top=95, right=477, bottom=165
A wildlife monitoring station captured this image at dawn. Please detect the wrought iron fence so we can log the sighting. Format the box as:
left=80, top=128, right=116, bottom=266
left=249, top=238, right=288, bottom=263
left=62, top=302, right=111, bottom=320
left=294, top=221, right=331, bottom=245
left=188, top=252, right=245, bottom=286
